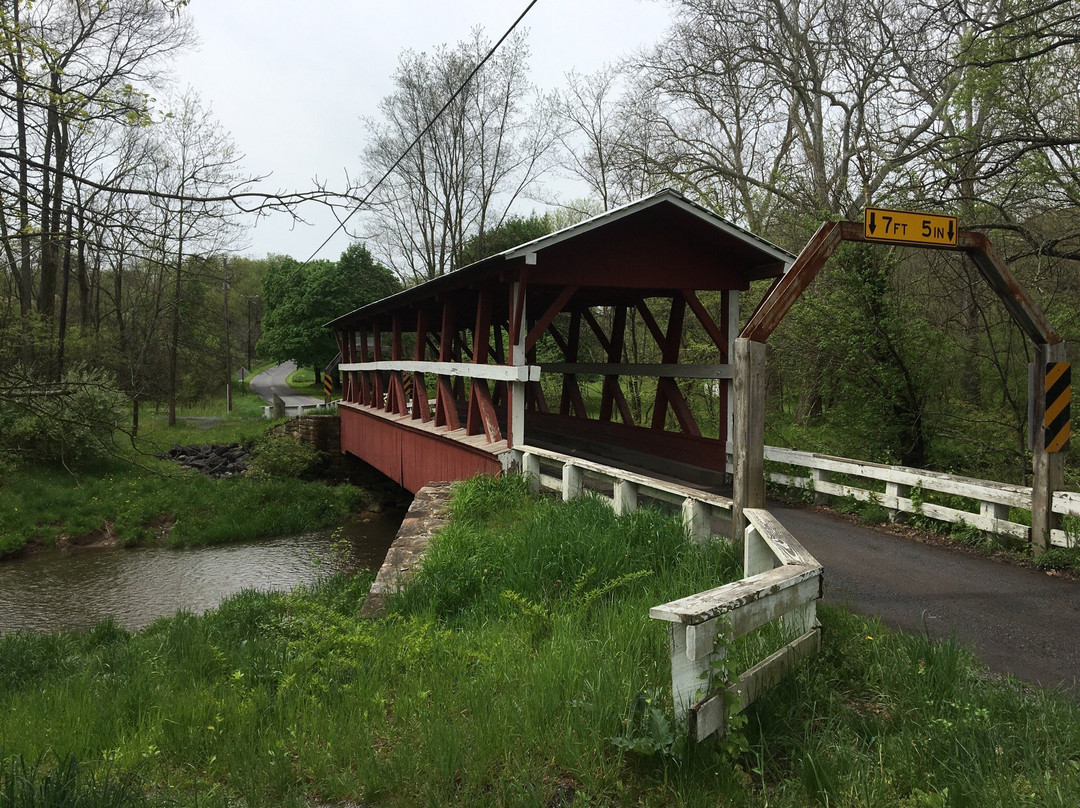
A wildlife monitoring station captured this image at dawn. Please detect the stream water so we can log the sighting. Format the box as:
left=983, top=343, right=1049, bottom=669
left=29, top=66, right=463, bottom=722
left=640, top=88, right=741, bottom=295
left=0, top=510, right=405, bottom=635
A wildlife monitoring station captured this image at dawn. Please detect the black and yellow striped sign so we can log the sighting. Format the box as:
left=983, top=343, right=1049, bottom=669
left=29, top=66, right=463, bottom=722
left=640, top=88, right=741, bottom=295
left=323, top=372, right=334, bottom=397
left=402, top=374, right=413, bottom=400
left=1045, top=362, right=1071, bottom=452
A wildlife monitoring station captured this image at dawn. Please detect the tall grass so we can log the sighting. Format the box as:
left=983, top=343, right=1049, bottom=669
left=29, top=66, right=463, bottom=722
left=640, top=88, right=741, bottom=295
left=1, top=475, right=1078, bottom=806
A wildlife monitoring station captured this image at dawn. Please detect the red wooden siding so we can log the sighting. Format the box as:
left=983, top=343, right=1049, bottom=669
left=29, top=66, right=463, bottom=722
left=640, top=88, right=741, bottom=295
left=340, top=405, right=502, bottom=493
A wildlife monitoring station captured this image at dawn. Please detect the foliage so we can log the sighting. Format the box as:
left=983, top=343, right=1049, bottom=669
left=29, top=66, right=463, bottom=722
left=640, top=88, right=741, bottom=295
left=455, top=212, right=555, bottom=267
left=243, top=434, right=323, bottom=481
left=0, top=364, right=124, bottom=468
left=393, top=475, right=711, bottom=620
left=259, top=244, right=399, bottom=373
left=769, top=242, right=948, bottom=468
left=610, top=689, right=677, bottom=758
left=836, top=494, right=891, bottom=526
left=1034, top=548, right=1080, bottom=574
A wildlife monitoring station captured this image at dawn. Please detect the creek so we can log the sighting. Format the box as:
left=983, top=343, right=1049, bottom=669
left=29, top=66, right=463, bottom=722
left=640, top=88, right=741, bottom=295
left=0, top=509, right=405, bottom=635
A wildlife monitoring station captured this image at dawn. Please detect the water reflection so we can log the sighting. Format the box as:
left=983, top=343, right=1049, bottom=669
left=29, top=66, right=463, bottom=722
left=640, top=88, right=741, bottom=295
left=0, top=511, right=403, bottom=635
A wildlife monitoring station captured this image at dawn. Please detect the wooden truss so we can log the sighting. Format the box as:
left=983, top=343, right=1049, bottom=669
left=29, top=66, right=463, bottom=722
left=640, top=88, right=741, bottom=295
left=335, top=282, right=740, bottom=480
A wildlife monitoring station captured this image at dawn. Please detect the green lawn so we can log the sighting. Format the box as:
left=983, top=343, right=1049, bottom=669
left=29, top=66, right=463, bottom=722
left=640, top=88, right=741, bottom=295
left=2, top=475, right=1078, bottom=807
left=284, top=366, right=327, bottom=398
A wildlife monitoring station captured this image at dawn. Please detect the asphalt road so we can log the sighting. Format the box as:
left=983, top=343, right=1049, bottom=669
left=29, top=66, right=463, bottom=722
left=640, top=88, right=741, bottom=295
left=771, top=503, right=1080, bottom=693
left=248, top=361, right=323, bottom=408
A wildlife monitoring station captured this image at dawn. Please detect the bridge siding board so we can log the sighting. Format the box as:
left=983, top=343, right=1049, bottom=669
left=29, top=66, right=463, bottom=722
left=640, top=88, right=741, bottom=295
left=340, top=405, right=504, bottom=494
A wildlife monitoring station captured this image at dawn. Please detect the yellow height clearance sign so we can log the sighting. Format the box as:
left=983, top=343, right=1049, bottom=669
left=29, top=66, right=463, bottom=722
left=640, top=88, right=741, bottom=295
left=1045, top=362, right=1071, bottom=453
left=864, top=208, right=958, bottom=247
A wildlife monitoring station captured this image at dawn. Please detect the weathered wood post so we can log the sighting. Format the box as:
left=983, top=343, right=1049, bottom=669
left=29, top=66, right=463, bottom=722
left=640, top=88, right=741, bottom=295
left=1031, top=340, right=1067, bottom=556
left=733, top=338, right=766, bottom=541
left=508, top=281, right=526, bottom=448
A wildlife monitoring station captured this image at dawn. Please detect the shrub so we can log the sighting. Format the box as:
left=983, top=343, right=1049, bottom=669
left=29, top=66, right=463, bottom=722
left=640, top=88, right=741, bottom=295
left=0, top=364, right=123, bottom=467
left=243, top=434, right=323, bottom=480
left=1034, top=547, right=1080, bottom=574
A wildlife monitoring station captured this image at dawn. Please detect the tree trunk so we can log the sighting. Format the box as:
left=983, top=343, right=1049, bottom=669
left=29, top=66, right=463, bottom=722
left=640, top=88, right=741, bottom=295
left=168, top=207, right=185, bottom=427
left=12, top=0, right=33, bottom=318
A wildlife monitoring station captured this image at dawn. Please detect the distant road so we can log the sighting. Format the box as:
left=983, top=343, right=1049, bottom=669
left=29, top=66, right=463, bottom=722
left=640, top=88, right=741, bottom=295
left=771, top=503, right=1080, bottom=694
left=248, top=361, right=323, bottom=409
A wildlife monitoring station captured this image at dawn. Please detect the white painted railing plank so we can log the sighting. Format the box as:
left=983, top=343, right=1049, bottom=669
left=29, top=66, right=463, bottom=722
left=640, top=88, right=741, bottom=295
left=1049, top=528, right=1077, bottom=548
left=799, top=478, right=1030, bottom=540
left=765, top=446, right=1032, bottom=509
left=1053, top=490, right=1080, bottom=516
left=727, top=627, right=821, bottom=713
left=339, top=359, right=540, bottom=383
left=650, top=565, right=820, bottom=632
left=518, top=444, right=733, bottom=512
left=744, top=508, right=818, bottom=567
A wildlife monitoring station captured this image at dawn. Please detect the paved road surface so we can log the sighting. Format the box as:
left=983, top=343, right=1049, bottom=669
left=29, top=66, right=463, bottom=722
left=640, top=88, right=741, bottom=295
left=248, top=361, right=323, bottom=409
left=771, top=503, right=1080, bottom=693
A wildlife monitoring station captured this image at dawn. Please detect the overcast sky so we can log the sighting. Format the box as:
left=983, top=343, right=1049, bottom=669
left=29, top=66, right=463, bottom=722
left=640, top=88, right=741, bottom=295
left=172, top=0, right=672, bottom=262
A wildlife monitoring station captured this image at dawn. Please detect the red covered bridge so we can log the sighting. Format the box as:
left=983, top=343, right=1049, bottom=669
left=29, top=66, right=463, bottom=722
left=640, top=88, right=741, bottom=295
left=327, top=189, right=792, bottom=494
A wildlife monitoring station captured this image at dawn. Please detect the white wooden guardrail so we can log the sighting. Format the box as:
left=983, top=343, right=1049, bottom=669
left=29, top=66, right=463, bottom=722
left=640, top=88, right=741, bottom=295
left=515, top=446, right=823, bottom=742
left=761, top=446, right=1078, bottom=549
left=649, top=509, right=822, bottom=742
left=517, top=445, right=731, bottom=542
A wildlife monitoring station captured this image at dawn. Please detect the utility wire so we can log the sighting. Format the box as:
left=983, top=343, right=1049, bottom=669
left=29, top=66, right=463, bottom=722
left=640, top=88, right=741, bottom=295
left=300, top=0, right=541, bottom=267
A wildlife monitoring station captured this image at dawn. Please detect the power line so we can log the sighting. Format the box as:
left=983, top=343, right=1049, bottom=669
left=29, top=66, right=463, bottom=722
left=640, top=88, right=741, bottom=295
left=300, top=0, right=541, bottom=267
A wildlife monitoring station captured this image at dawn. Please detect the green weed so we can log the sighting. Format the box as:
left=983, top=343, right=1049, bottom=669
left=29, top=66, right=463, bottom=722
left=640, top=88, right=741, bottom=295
left=0, top=752, right=147, bottom=808
left=1035, top=547, right=1080, bottom=574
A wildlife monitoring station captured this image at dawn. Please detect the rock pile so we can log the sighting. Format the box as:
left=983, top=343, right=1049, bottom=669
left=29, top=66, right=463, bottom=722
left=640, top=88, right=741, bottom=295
left=161, top=443, right=249, bottom=478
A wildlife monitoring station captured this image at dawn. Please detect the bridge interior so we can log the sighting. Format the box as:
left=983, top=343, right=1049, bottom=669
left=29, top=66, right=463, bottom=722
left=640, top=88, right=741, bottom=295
left=329, top=190, right=792, bottom=494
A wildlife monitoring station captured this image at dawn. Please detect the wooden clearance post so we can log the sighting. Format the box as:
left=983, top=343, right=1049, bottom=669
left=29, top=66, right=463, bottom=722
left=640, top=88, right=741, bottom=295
left=733, top=210, right=1065, bottom=555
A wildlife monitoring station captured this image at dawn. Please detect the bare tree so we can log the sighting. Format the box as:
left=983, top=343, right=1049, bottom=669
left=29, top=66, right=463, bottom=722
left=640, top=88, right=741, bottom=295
left=360, top=28, right=554, bottom=281
left=553, top=66, right=668, bottom=212
left=146, top=90, right=245, bottom=425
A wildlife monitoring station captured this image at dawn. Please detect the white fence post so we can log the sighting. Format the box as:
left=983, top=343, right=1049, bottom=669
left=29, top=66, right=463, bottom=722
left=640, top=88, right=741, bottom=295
left=682, top=497, right=709, bottom=543
left=980, top=499, right=1010, bottom=542
left=667, top=621, right=719, bottom=725
left=886, top=481, right=910, bottom=522
left=563, top=462, right=583, bottom=501
left=812, top=468, right=831, bottom=505
left=522, top=452, right=540, bottom=494
left=744, top=523, right=774, bottom=577
left=614, top=479, right=638, bottom=515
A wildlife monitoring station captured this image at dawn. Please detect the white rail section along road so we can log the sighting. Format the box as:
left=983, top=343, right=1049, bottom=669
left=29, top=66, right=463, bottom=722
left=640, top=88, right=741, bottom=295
left=762, top=446, right=1078, bottom=548
left=517, top=445, right=823, bottom=743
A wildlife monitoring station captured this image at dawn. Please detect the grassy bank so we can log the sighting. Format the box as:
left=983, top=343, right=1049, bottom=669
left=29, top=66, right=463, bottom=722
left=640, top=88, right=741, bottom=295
left=0, top=396, right=369, bottom=557
left=2, top=475, right=1078, bottom=807
left=283, top=366, right=325, bottom=399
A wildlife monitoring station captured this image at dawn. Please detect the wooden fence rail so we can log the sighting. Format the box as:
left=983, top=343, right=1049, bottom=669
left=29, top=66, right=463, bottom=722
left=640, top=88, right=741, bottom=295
left=515, top=446, right=823, bottom=742
left=760, top=446, right=1078, bottom=549
left=649, top=509, right=822, bottom=742
left=517, top=445, right=732, bottom=543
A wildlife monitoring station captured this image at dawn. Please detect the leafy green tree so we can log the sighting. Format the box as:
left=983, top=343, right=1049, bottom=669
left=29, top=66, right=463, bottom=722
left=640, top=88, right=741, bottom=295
left=259, top=244, right=400, bottom=375
left=455, top=213, right=555, bottom=267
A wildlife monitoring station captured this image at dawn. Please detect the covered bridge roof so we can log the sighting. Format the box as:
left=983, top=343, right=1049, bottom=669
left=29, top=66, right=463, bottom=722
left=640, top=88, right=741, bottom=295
left=328, top=189, right=793, bottom=331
